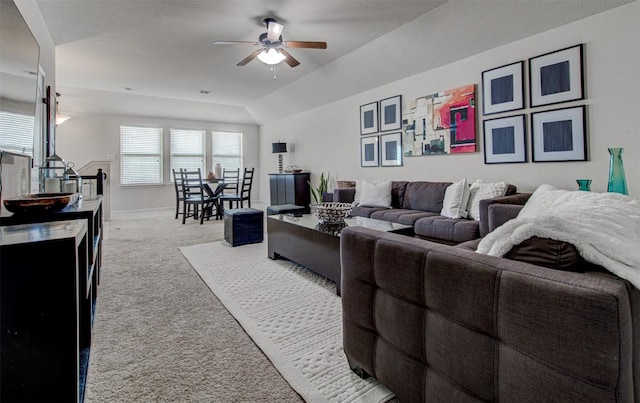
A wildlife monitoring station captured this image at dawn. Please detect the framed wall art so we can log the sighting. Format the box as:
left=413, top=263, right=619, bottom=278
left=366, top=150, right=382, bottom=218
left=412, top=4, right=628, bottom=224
left=402, top=84, right=476, bottom=157
left=360, top=136, right=379, bottom=167
left=380, top=132, right=403, bottom=167
left=483, top=114, right=527, bottom=164
left=482, top=61, right=524, bottom=115
left=379, top=95, right=402, bottom=131
left=529, top=44, right=584, bottom=107
left=360, top=101, right=378, bottom=135
left=531, top=106, right=586, bottom=162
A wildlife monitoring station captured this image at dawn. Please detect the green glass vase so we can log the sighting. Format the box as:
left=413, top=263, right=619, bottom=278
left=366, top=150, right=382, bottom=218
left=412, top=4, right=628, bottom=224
left=576, top=179, right=592, bottom=191
left=607, top=147, right=628, bottom=195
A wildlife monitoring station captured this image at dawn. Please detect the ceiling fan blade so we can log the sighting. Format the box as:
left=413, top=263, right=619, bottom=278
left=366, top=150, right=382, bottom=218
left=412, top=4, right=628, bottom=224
left=214, top=41, right=258, bottom=46
left=266, top=21, right=284, bottom=42
left=280, top=49, right=300, bottom=68
left=284, top=41, right=327, bottom=49
left=237, top=49, right=262, bottom=66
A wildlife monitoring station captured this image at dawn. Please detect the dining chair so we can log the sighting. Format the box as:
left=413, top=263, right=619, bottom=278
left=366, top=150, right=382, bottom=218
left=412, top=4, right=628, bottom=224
left=172, top=168, right=186, bottom=219
left=222, top=168, right=240, bottom=195
left=220, top=167, right=254, bottom=209
left=180, top=168, right=217, bottom=224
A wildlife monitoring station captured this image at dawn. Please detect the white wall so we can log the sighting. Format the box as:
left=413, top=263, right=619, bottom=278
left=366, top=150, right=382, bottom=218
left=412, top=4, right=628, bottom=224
left=259, top=1, right=640, bottom=200
left=56, top=114, right=259, bottom=212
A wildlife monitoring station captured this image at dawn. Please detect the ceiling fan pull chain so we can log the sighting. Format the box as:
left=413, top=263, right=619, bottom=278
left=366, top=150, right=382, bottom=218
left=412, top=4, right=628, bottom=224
left=271, top=65, right=277, bottom=80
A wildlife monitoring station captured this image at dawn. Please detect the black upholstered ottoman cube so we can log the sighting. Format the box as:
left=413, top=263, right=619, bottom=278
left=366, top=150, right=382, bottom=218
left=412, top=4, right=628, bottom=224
left=266, top=204, right=305, bottom=216
left=224, top=208, right=264, bottom=246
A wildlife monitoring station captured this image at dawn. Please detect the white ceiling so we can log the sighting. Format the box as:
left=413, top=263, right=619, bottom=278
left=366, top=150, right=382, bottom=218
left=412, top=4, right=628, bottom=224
left=35, top=0, right=632, bottom=125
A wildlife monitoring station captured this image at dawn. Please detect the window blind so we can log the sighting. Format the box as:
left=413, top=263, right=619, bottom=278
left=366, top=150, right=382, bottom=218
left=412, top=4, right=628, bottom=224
left=170, top=129, right=205, bottom=180
left=0, top=111, right=35, bottom=156
left=212, top=131, right=242, bottom=172
left=120, top=125, right=163, bottom=185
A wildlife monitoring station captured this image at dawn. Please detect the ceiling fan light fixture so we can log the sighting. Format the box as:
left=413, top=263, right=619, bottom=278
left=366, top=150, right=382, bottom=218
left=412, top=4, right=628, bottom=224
left=257, top=48, right=285, bottom=65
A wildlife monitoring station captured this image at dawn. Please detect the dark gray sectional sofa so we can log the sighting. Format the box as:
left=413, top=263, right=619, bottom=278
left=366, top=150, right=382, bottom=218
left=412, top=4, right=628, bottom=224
left=332, top=181, right=522, bottom=244
left=341, top=223, right=640, bottom=402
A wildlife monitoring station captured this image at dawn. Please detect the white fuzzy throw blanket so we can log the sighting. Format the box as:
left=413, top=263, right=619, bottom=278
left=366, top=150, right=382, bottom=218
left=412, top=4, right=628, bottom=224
left=477, top=184, right=640, bottom=289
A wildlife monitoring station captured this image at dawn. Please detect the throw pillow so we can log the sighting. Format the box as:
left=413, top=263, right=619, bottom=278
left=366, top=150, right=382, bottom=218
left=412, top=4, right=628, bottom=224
left=504, top=236, right=585, bottom=272
left=466, top=179, right=508, bottom=220
left=358, top=179, right=392, bottom=208
left=440, top=178, right=470, bottom=219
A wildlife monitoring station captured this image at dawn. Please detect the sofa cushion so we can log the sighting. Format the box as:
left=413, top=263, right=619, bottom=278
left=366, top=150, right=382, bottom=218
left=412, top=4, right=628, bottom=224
left=358, top=179, right=392, bottom=208
left=370, top=209, right=440, bottom=225
left=350, top=205, right=388, bottom=218
left=414, top=216, right=480, bottom=244
left=402, top=181, right=451, bottom=213
left=504, top=236, right=585, bottom=271
left=441, top=178, right=470, bottom=219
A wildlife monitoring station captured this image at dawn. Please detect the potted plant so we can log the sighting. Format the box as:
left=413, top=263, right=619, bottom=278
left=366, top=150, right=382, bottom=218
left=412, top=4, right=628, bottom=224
left=308, top=172, right=330, bottom=204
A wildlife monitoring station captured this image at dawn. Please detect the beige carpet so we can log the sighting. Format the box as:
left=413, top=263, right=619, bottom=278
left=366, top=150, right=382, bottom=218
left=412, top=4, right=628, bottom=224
left=180, top=240, right=394, bottom=403
left=86, top=208, right=304, bottom=401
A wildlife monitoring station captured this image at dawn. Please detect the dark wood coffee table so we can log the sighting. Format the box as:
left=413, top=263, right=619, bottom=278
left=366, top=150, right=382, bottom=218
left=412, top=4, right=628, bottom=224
left=267, top=214, right=412, bottom=295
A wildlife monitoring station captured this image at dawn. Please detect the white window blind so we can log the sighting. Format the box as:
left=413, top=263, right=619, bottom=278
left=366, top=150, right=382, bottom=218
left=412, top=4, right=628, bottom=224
left=120, top=125, right=163, bottom=185
left=0, top=111, right=35, bottom=156
left=170, top=129, right=205, bottom=180
left=212, top=131, right=242, bottom=172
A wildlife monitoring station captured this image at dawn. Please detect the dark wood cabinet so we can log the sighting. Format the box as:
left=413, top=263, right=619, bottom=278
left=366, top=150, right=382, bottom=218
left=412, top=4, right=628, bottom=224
left=268, top=172, right=311, bottom=212
left=0, top=196, right=103, bottom=402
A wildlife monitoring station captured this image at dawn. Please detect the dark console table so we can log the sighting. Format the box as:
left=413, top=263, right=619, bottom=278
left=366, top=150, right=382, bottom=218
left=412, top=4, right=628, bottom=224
left=1, top=220, right=91, bottom=402
left=0, top=196, right=103, bottom=402
left=268, top=172, right=311, bottom=213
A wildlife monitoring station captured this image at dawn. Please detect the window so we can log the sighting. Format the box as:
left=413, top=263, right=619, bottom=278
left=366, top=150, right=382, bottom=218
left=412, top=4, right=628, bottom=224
left=0, top=111, right=35, bottom=156
left=120, top=125, right=163, bottom=185
left=170, top=129, right=205, bottom=180
left=212, top=131, right=242, bottom=172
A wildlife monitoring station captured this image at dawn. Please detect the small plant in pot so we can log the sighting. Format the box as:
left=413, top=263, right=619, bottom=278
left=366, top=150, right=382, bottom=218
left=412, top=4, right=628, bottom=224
left=308, top=172, right=353, bottom=223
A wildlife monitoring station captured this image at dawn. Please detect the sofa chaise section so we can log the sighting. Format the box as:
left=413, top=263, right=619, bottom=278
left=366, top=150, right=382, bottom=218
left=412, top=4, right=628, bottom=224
left=340, top=226, right=639, bottom=402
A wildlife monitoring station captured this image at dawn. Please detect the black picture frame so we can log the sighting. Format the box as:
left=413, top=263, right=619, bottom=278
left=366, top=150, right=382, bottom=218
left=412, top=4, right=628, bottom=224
left=380, top=132, right=403, bottom=167
left=379, top=95, right=402, bottom=131
left=360, top=101, right=378, bottom=135
left=531, top=106, right=586, bottom=162
left=360, top=136, right=379, bottom=167
left=483, top=114, right=527, bottom=164
left=481, top=61, right=524, bottom=115
left=529, top=44, right=584, bottom=107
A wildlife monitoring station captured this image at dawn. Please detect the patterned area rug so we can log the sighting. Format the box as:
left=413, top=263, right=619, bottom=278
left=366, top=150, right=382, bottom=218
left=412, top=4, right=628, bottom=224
left=180, top=240, right=394, bottom=403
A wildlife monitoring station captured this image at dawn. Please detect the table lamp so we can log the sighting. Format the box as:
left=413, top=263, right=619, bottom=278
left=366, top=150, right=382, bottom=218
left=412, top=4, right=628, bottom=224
left=272, top=142, right=287, bottom=173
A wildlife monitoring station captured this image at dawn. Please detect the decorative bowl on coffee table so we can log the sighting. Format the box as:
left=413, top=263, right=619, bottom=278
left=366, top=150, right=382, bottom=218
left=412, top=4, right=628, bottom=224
left=310, top=202, right=353, bottom=224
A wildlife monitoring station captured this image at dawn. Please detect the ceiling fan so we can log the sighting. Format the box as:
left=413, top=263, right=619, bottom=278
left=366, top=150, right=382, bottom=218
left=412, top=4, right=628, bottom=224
left=214, top=18, right=327, bottom=67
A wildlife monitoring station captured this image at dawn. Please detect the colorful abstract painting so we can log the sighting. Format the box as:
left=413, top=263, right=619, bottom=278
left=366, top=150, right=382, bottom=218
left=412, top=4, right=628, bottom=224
left=402, top=84, right=476, bottom=157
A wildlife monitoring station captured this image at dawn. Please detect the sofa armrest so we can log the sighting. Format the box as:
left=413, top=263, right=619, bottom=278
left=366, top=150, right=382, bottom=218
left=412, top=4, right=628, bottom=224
left=479, top=193, right=531, bottom=237
left=488, top=204, right=523, bottom=233
left=333, top=187, right=356, bottom=203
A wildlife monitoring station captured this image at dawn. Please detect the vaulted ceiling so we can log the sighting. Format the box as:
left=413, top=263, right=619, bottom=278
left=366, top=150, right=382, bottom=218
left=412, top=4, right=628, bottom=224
left=35, top=0, right=632, bottom=125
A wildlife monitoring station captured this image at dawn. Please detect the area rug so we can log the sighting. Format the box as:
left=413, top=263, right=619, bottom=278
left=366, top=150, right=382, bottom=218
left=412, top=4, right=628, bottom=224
left=179, top=240, right=394, bottom=403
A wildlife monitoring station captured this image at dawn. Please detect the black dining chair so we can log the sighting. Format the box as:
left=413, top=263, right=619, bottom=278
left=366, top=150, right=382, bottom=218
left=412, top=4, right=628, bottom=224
left=172, top=168, right=187, bottom=219
left=220, top=167, right=254, bottom=209
left=222, top=168, right=240, bottom=196
left=180, top=168, right=217, bottom=224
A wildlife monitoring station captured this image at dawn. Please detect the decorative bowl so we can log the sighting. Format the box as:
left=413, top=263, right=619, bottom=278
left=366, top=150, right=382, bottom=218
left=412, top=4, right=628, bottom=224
left=3, top=193, right=78, bottom=215
left=310, top=202, right=353, bottom=224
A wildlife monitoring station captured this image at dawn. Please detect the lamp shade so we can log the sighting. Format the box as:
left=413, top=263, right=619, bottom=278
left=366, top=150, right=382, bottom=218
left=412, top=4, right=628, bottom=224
left=272, top=142, right=287, bottom=153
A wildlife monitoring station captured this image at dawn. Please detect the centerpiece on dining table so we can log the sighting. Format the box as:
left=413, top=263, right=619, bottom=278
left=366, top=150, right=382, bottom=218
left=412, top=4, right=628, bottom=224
left=308, top=172, right=353, bottom=224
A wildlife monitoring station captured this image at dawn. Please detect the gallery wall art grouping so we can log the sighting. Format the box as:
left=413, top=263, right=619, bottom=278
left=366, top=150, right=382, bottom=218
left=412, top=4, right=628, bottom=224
left=360, top=95, right=402, bottom=167
left=357, top=44, right=586, bottom=168
left=481, top=44, right=586, bottom=164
